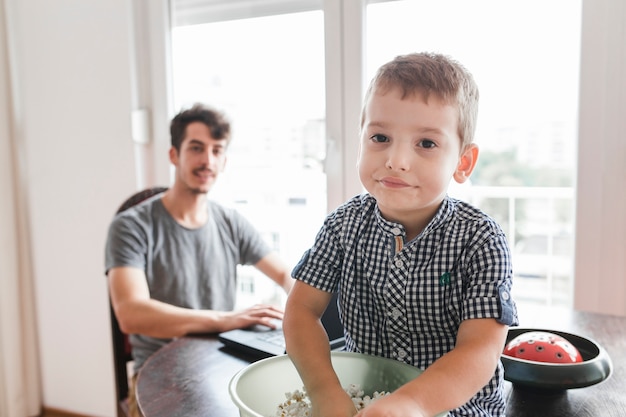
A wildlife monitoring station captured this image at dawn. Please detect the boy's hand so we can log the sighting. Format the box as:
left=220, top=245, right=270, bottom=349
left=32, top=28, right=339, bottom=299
left=310, top=387, right=358, bottom=417
left=355, top=391, right=427, bottom=417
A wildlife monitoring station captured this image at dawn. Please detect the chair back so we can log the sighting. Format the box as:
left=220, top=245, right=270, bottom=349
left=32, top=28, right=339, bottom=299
left=109, top=186, right=168, bottom=417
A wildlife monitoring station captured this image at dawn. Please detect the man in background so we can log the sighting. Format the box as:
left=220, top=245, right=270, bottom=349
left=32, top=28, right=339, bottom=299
left=105, top=103, right=293, bottom=416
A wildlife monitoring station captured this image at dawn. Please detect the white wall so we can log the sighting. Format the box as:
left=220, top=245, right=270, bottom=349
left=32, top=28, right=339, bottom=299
left=0, top=0, right=624, bottom=416
left=574, top=0, right=626, bottom=316
left=0, top=0, right=37, bottom=414
left=3, top=0, right=138, bottom=415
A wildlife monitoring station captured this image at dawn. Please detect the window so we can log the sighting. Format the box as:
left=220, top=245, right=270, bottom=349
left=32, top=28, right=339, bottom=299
left=170, top=6, right=327, bottom=306
left=169, top=0, right=581, bottom=307
left=365, top=0, right=581, bottom=307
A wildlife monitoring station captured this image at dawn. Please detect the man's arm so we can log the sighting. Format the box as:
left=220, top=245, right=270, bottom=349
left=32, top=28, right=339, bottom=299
left=284, top=281, right=357, bottom=417
left=357, top=318, right=508, bottom=417
left=254, top=252, right=295, bottom=294
left=107, top=266, right=284, bottom=338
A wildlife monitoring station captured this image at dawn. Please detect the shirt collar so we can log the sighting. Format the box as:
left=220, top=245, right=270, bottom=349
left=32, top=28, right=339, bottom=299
left=372, top=194, right=455, bottom=239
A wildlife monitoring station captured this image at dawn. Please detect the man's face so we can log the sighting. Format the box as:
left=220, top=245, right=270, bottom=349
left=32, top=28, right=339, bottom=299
left=170, top=121, right=228, bottom=194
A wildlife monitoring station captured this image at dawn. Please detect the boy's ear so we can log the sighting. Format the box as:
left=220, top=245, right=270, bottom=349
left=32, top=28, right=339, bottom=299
left=453, top=143, right=479, bottom=184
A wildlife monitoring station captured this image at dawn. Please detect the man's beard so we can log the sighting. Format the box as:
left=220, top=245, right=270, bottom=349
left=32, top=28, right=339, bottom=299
left=189, top=186, right=209, bottom=195
left=188, top=167, right=214, bottom=195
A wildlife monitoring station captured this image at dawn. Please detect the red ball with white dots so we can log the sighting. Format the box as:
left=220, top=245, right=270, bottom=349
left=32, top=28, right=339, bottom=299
left=503, top=331, right=583, bottom=363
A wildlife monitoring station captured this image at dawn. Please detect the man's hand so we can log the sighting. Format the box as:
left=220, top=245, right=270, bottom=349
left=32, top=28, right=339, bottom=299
left=219, top=304, right=284, bottom=331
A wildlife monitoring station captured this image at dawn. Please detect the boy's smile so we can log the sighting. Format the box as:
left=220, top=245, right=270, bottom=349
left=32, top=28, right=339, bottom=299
left=358, top=86, right=476, bottom=236
left=379, top=176, right=411, bottom=188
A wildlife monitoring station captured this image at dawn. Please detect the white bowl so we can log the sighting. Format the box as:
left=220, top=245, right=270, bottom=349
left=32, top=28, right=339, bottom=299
left=229, top=351, right=448, bottom=417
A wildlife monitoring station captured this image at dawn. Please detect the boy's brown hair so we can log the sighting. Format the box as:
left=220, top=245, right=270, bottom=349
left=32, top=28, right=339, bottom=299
left=362, top=52, right=479, bottom=149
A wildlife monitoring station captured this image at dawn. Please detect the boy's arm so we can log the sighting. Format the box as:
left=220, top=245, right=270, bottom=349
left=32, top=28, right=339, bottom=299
left=357, top=318, right=508, bottom=417
left=284, top=281, right=357, bottom=417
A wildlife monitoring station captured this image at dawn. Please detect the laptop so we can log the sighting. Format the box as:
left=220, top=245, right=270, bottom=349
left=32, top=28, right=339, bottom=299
left=218, top=292, right=345, bottom=359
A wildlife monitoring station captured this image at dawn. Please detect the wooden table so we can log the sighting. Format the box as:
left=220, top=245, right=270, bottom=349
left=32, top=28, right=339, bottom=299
left=136, top=304, right=626, bottom=417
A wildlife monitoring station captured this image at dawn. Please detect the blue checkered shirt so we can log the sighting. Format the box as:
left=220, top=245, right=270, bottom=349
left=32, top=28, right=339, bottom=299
left=292, top=193, right=518, bottom=416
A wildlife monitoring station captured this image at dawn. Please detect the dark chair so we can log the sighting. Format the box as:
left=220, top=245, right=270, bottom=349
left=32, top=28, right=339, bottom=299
left=109, top=186, right=168, bottom=417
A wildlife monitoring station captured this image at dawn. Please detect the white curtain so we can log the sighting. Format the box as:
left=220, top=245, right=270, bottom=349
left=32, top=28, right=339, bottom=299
left=0, top=0, right=42, bottom=415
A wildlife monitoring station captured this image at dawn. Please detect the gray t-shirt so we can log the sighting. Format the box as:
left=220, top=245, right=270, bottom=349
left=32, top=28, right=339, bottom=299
left=104, top=193, right=271, bottom=370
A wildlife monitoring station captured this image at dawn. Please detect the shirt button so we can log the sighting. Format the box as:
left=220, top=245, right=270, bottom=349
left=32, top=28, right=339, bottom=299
left=397, top=348, right=407, bottom=359
left=391, top=308, right=402, bottom=319
left=391, top=227, right=402, bottom=235
left=502, top=291, right=510, bottom=301
left=394, top=259, right=404, bottom=268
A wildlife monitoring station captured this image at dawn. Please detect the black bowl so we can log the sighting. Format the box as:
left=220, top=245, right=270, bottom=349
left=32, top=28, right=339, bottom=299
left=501, top=328, right=613, bottom=391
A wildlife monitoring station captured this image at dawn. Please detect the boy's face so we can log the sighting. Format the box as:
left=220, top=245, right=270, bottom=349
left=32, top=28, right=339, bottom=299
left=358, top=86, right=477, bottom=224
left=169, top=121, right=228, bottom=194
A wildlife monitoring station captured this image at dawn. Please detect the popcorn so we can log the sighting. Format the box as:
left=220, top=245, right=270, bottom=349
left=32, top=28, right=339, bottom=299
left=274, top=389, right=311, bottom=417
left=273, top=384, right=389, bottom=417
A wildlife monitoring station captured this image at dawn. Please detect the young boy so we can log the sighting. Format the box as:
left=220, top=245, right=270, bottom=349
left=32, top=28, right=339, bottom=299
left=283, top=53, right=518, bottom=417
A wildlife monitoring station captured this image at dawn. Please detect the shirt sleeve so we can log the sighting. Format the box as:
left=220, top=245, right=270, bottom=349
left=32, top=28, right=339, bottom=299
left=463, top=226, right=519, bottom=326
left=227, top=208, right=273, bottom=266
left=104, top=212, right=148, bottom=275
left=291, top=210, right=345, bottom=293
